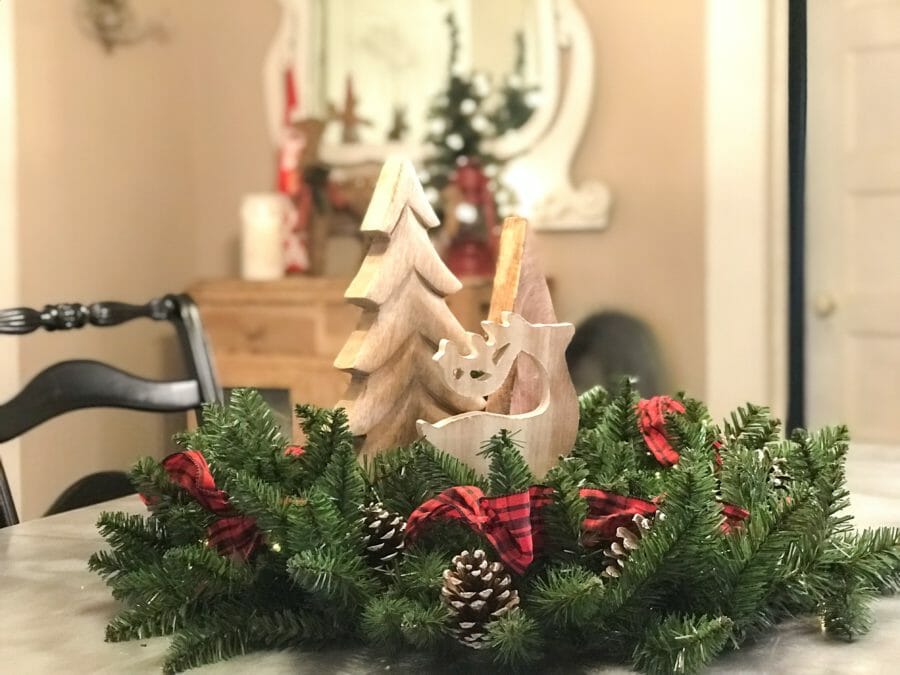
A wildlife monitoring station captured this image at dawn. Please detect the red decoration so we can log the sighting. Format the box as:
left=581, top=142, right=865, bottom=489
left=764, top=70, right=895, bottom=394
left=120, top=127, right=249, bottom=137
left=284, top=445, right=305, bottom=457
left=580, top=488, right=658, bottom=540
left=445, top=237, right=495, bottom=278
left=407, top=483, right=749, bottom=574
left=142, top=450, right=262, bottom=559
left=406, top=485, right=554, bottom=575
left=637, top=396, right=687, bottom=467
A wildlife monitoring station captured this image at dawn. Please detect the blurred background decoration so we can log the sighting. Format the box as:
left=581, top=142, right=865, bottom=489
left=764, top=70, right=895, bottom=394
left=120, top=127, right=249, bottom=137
left=76, top=0, right=167, bottom=53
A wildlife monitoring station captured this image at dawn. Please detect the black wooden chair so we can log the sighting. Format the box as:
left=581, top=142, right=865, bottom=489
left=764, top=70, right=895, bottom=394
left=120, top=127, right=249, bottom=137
left=0, top=294, right=222, bottom=527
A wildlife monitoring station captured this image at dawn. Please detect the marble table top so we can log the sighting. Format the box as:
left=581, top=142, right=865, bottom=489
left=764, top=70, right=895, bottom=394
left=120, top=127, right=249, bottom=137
left=1, top=444, right=898, bottom=674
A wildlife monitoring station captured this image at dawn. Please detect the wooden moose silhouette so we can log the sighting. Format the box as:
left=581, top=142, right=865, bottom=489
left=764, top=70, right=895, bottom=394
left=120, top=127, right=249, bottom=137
left=417, top=310, right=579, bottom=475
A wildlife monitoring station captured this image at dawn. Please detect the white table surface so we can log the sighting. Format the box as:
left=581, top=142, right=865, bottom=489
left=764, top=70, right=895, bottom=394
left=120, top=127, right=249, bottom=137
left=1, top=444, right=898, bottom=674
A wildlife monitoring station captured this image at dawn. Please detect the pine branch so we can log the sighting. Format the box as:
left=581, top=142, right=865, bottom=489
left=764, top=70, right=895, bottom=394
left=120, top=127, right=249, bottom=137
left=95, top=511, right=170, bottom=556
left=722, top=403, right=780, bottom=452
left=400, top=601, right=449, bottom=649
left=789, top=426, right=852, bottom=536
left=542, top=458, right=589, bottom=562
left=632, top=614, right=733, bottom=675
left=592, top=449, right=724, bottom=626
left=314, top=407, right=366, bottom=520
left=819, top=574, right=876, bottom=642
left=479, top=430, right=535, bottom=496
left=823, top=527, right=900, bottom=594
left=717, top=445, right=775, bottom=513
left=530, top=565, right=604, bottom=629
left=361, top=595, right=415, bottom=646
left=578, top=385, right=609, bottom=429
left=367, top=445, right=432, bottom=517
left=412, top=439, right=487, bottom=494
left=105, top=605, right=185, bottom=643
left=719, top=493, right=823, bottom=636
left=287, top=545, right=377, bottom=611
left=485, top=608, right=543, bottom=668
left=296, top=404, right=349, bottom=487
left=161, top=602, right=329, bottom=675
left=221, top=471, right=300, bottom=548
left=393, top=548, right=449, bottom=602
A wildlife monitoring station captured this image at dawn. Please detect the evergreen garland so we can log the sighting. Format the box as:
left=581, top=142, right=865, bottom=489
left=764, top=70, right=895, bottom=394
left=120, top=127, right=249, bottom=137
left=90, top=385, right=900, bottom=674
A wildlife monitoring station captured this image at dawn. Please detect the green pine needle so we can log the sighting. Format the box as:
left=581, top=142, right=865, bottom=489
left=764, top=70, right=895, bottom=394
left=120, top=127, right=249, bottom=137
left=485, top=608, right=543, bottom=668
left=633, top=614, right=733, bottom=675
left=479, top=430, right=535, bottom=496
left=287, top=545, right=376, bottom=611
left=530, top=565, right=604, bottom=628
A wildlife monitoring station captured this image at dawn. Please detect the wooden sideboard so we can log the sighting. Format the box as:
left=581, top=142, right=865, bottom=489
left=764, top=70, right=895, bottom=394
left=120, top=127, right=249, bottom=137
left=189, top=277, right=493, bottom=439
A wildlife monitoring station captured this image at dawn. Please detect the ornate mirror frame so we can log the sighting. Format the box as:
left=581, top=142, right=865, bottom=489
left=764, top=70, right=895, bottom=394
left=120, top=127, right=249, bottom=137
left=263, top=0, right=611, bottom=231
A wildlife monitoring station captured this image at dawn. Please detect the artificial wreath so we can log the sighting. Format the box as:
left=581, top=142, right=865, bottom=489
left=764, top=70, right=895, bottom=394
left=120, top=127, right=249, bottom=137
left=90, top=382, right=900, bottom=674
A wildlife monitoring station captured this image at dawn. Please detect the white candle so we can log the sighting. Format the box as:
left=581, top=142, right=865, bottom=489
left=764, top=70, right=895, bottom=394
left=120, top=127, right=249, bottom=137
left=240, top=193, right=286, bottom=281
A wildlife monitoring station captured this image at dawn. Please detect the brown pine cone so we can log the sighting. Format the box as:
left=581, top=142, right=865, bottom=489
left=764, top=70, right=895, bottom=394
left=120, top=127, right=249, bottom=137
left=359, top=502, right=406, bottom=571
left=441, top=549, right=519, bottom=649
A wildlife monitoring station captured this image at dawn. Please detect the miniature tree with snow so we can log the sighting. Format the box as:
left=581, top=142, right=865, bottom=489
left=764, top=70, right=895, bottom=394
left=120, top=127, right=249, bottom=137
left=334, top=157, right=484, bottom=456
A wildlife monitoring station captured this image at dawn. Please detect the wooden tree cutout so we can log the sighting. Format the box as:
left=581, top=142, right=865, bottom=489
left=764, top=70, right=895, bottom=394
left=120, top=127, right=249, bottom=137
left=416, top=311, right=579, bottom=476
left=334, top=157, right=484, bottom=457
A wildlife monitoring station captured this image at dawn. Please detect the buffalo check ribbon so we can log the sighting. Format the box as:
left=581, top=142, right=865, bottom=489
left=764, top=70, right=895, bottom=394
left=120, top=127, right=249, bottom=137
left=407, top=483, right=749, bottom=573
left=406, top=485, right=555, bottom=575
left=637, top=395, right=686, bottom=467
left=143, top=450, right=262, bottom=559
left=580, top=488, right=658, bottom=540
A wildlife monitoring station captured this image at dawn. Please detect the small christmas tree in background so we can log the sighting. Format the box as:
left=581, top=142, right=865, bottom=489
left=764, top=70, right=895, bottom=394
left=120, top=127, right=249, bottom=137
left=490, top=31, right=540, bottom=135
left=421, top=13, right=500, bottom=206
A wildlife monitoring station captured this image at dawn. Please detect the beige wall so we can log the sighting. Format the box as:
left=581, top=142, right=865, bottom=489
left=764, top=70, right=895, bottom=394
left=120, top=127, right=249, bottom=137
left=11, top=0, right=277, bottom=518
left=537, top=0, right=706, bottom=396
left=9, top=0, right=705, bottom=516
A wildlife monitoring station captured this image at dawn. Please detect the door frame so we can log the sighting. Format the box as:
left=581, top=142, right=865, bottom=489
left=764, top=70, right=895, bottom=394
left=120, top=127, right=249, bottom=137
left=705, top=0, right=790, bottom=422
left=0, top=2, right=22, bottom=510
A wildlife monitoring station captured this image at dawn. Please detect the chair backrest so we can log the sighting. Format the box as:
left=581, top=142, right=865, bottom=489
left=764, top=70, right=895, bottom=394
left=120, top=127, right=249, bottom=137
left=0, top=294, right=222, bottom=527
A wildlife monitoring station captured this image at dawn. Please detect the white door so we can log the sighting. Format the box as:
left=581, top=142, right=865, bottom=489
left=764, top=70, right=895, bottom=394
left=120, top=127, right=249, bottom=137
left=807, top=0, right=900, bottom=442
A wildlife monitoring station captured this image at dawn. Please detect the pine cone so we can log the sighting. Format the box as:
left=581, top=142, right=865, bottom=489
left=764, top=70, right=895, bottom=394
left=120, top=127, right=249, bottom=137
left=769, top=456, right=792, bottom=490
left=441, top=549, right=520, bottom=649
left=601, top=513, right=654, bottom=578
left=359, top=502, right=406, bottom=571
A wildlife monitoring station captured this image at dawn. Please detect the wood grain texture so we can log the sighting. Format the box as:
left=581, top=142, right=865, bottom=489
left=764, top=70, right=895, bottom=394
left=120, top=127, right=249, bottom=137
left=417, top=311, right=579, bottom=477
left=335, top=157, right=484, bottom=457
left=486, top=217, right=564, bottom=415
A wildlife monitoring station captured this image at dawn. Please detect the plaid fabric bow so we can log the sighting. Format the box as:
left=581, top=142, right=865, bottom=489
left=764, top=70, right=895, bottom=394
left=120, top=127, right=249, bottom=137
left=638, top=395, right=686, bottom=466
left=580, top=488, right=658, bottom=540
left=406, top=485, right=555, bottom=575
left=152, top=450, right=261, bottom=559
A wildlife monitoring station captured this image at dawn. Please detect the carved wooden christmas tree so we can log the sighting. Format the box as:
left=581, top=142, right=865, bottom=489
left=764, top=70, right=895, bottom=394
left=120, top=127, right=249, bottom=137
left=334, top=157, right=484, bottom=456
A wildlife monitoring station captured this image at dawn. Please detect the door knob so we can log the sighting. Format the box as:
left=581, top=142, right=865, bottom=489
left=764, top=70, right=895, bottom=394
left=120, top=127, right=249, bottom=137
left=813, top=292, right=837, bottom=318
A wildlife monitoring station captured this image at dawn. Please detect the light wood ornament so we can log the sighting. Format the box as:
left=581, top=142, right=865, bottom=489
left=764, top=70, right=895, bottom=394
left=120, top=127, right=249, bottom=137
left=416, top=310, right=579, bottom=476
left=334, top=157, right=484, bottom=458
left=486, top=217, right=566, bottom=416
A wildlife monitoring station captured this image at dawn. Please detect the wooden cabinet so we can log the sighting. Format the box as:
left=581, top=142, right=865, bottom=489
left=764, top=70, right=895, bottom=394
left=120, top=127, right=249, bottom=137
left=189, top=277, right=492, bottom=440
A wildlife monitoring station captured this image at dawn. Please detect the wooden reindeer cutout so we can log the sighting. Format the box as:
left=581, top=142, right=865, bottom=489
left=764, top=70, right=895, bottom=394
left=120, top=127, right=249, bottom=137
left=417, top=307, right=579, bottom=476
left=334, top=157, right=484, bottom=458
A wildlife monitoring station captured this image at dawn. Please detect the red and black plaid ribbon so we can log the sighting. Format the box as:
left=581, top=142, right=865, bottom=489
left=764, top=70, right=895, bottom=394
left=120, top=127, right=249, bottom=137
left=406, top=485, right=554, bottom=575
left=637, top=396, right=686, bottom=467
left=580, top=487, right=658, bottom=539
left=143, top=450, right=262, bottom=559
left=408, top=483, right=750, bottom=573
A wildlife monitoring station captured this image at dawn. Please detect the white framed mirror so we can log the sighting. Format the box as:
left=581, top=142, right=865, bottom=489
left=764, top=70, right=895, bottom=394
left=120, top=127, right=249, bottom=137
left=264, top=0, right=611, bottom=230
